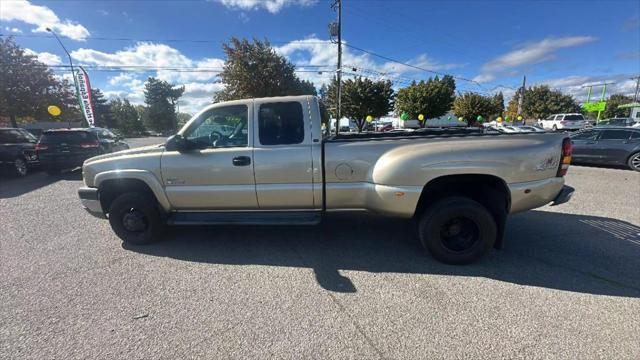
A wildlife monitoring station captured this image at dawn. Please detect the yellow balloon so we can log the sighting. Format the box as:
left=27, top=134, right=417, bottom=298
left=418, top=114, right=425, bottom=121
left=48, top=105, right=61, bottom=117
left=366, top=115, right=373, bottom=123
left=458, top=117, right=464, bottom=122
left=517, top=115, right=523, bottom=121
left=496, top=117, right=503, bottom=123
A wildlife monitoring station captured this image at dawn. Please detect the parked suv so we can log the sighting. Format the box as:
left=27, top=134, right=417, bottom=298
left=0, top=128, right=39, bottom=177
left=538, top=113, right=587, bottom=131
left=37, top=128, right=130, bottom=175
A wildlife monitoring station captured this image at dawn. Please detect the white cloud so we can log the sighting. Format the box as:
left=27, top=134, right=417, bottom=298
left=0, top=0, right=90, bottom=40
left=276, top=37, right=462, bottom=88
left=473, top=36, right=597, bottom=83
left=4, top=26, right=23, bottom=33
left=72, top=42, right=224, bottom=83
left=23, top=48, right=62, bottom=65
left=535, top=74, right=638, bottom=102
left=213, top=0, right=317, bottom=13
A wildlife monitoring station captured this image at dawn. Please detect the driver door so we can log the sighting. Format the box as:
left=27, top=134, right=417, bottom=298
left=161, top=101, right=258, bottom=210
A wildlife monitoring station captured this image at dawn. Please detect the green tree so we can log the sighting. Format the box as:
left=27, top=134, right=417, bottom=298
left=395, top=75, right=456, bottom=127
left=506, top=85, right=580, bottom=120
left=326, top=76, right=394, bottom=132
left=214, top=37, right=316, bottom=102
left=91, top=88, right=113, bottom=128
left=453, top=92, right=498, bottom=127
left=177, top=112, right=192, bottom=128
left=110, top=98, right=145, bottom=136
left=143, top=77, right=185, bottom=132
left=602, top=93, right=633, bottom=119
left=0, top=37, right=79, bottom=126
left=491, top=92, right=505, bottom=118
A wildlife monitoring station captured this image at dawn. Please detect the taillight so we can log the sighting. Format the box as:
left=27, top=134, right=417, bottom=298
left=80, top=142, right=99, bottom=148
left=557, top=137, right=572, bottom=177
left=35, top=143, right=48, bottom=150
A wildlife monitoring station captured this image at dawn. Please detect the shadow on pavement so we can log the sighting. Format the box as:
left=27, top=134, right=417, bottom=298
left=0, top=169, right=82, bottom=199
left=123, top=210, right=640, bottom=297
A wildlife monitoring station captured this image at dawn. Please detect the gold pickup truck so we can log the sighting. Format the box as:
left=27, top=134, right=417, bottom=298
left=78, top=95, right=574, bottom=264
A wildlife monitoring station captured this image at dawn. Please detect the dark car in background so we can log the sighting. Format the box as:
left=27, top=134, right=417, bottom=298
left=36, top=128, right=129, bottom=175
left=0, top=128, right=39, bottom=177
left=87, top=127, right=130, bottom=153
left=570, top=127, right=640, bottom=171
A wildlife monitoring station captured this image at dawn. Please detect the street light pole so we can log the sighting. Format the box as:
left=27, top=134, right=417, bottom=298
left=46, top=28, right=78, bottom=128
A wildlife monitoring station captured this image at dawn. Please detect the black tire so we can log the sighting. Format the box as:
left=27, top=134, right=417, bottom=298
left=108, top=192, right=164, bottom=245
left=627, top=152, right=640, bottom=172
left=552, top=124, right=558, bottom=131
left=13, top=157, right=28, bottom=177
left=418, top=197, right=496, bottom=265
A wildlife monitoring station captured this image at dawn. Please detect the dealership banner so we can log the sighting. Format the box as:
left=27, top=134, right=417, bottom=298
left=75, top=66, right=96, bottom=127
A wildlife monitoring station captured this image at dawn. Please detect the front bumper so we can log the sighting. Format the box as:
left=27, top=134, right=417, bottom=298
left=78, top=187, right=106, bottom=218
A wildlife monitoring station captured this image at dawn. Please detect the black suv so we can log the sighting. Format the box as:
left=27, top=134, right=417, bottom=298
left=0, top=128, right=39, bottom=177
left=37, top=128, right=130, bottom=175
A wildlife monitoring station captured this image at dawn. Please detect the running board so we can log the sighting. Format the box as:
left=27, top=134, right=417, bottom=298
left=167, top=211, right=322, bottom=226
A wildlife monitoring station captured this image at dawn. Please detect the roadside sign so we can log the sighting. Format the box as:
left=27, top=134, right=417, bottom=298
left=582, top=101, right=606, bottom=112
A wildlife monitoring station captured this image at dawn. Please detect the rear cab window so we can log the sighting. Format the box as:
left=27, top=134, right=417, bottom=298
left=258, top=102, right=305, bottom=145
left=564, top=114, right=585, bottom=121
left=40, top=131, right=97, bottom=144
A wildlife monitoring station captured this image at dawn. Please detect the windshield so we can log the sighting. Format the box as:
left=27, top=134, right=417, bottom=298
left=0, top=129, right=34, bottom=143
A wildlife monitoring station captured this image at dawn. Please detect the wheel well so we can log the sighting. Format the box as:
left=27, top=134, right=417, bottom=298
left=99, top=178, right=156, bottom=214
left=414, top=174, right=511, bottom=248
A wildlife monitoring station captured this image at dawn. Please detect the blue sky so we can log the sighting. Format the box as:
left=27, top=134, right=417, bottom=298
left=2, top=0, right=639, bottom=113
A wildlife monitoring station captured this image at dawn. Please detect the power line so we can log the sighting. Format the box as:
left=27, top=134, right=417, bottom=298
left=1, top=33, right=328, bottom=46
left=343, top=42, right=485, bottom=89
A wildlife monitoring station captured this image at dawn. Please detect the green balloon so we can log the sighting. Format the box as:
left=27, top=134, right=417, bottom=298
left=477, top=115, right=484, bottom=123
left=505, top=116, right=510, bottom=122
left=447, top=116, right=452, bottom=120
left=400, top=112, right=409, bottom=121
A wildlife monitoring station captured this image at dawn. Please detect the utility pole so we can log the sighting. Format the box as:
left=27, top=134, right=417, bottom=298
left=632, top=76, right=640, bottom=102
left=517, top=75, right=526, bottom=124
left=47, top=28, right=78, bottom=128
left=330, top=0, right=342, bottom=135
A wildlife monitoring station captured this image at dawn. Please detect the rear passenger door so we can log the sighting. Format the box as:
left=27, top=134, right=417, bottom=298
left=596, top=129, right=634, bottom=164
left=252, top=98, right=317, bottom=210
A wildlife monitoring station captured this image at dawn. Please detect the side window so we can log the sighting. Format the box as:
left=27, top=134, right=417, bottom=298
left=258, top=102, right=304, bottom=146
left=599, top=130, right=631, bottom=140
left=184, top=105, right=248, bottom=148
left=571, top=130, right=598, bottom=140
left=555, top=115, right=564, bottom=121
left=546, top=115, right=556, bottom=120
left=630, top=131, right=640, bottom=139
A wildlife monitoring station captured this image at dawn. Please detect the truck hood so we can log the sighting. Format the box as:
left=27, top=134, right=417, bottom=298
left=84, top=143, right=165, bottom=165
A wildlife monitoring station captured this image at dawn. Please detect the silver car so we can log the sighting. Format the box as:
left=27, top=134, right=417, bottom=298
left=570, top=127, right=640, bottom=171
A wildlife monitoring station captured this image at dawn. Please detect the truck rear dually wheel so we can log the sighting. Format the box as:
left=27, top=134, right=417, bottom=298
left=108, top=192, right=164, bottom=245
left=418, top=197, right=496, bottom=265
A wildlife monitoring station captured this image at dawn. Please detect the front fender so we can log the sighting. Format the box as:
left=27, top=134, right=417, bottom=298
left=94, top=169, right=171, bottom=211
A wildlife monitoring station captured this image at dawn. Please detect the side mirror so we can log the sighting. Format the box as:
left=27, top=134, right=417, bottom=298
left=165, top=134, right=193, bottom=152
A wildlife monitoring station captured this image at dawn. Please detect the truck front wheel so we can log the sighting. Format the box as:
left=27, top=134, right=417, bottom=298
left=108, top=192, right=164, bottom=245
left=418, top=197, right=496, bottom=265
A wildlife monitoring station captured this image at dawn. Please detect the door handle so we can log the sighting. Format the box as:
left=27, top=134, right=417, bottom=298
left=232, top=156, right=251, bottom=166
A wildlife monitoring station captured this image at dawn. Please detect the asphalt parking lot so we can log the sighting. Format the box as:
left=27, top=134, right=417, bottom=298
left=1, top=137, right=639, bottom=359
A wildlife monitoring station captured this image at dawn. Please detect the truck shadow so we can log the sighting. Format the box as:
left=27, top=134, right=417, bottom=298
left=123, top=210, right=640, bottom=297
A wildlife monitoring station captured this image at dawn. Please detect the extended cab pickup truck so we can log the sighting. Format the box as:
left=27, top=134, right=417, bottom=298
left=79, top=95, right=574, bottom=264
